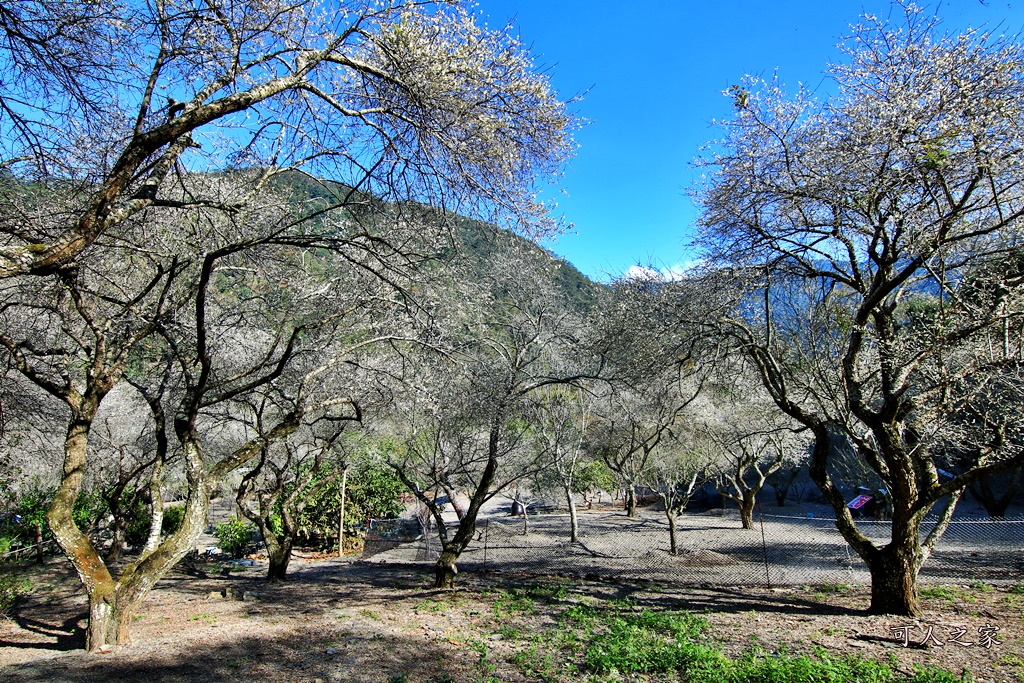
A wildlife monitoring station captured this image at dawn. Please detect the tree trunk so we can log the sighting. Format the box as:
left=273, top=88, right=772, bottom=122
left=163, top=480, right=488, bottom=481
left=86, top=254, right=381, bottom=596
left=144, top=487, right=164, bottom=555
left=267, top=537, right=292, bottom=581
left=771, top=466, right=800, bottom=507
left=86, top=592, right=116, bottom=651
left=49, top=407, right=119, bottom=652
left=429, top=420, right=503, bottom=589
left=666, top=510, right=679, bottom=555
left=624, top=487, right=637, bottom=517
left=93, top=435, right=217, bottom=648
left=106, top=568, right=160, bottom=646
left=34, top=523, right=45, bottom=565
left=435, top=549, right=458, bottom=589
left=142, top=384, right=169, bottom=555
left=866, top=543, right=923, bottom=616
left=739, top=492, right=755, bottom=530
left=805, top=427, right=930, bottom=617
left=106, top=514, right=124, bottom=563
left=565, top=486, right=579, bottom=544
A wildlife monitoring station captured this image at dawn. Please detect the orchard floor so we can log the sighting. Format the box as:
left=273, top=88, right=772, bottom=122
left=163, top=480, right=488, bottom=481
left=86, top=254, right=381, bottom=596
left=1, top=554, right=1023, bottom=683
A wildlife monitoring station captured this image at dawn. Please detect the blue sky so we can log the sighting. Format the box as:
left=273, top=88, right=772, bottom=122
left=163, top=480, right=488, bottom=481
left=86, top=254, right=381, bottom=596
left=474, top=1, right=1024, bottom=281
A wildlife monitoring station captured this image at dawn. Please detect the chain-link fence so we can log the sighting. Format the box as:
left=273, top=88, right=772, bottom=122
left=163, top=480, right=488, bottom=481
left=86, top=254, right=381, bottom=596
left=363, top=510, right=1024, bottom=586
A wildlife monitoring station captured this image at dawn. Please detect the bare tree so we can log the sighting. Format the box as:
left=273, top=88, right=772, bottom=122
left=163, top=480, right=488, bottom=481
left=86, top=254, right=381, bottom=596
left=236, top=411, right=354, bottom=581
left=532, top=385, right=596, bottom=543
left=0, top=179, right=409, bottom=649
left=0, top=0, right=573, bottom=278
left=593, top=368, right=706, bottom=518
left=392, top=238, right=603, bottom=588
left=706, top=412, right=809, bottom=530
left=0, top=238, right=184, bottom=650
left=696, top=7, right=1024, bottom=615
left=394, top=374, right=542, bottom=588
left=645, top=432, right=713, bottom=556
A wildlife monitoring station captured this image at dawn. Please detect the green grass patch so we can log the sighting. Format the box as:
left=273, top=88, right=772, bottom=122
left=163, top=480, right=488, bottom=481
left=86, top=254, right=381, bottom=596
left=541, top=600, right=972, bottom=683
left=481, top=581, right=974, bottom=683
left=491, top=588, right=537, bottom=617
left=920, top=585, right=959, bottom=601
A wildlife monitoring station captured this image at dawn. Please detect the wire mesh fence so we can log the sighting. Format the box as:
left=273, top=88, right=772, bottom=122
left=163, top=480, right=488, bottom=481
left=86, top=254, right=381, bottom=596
left=363, top=510, right=1024, bottom=586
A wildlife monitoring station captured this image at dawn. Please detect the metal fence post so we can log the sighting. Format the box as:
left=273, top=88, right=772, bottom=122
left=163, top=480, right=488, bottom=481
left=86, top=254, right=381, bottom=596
left=757, top=501, right=770, bottom=588
left=35, top=523, right=45, bottom=565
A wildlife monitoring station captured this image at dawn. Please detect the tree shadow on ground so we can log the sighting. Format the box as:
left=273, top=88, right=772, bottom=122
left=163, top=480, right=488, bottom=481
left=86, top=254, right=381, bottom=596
left=3, top=627, right=462, bottom=683
left=469, top=569, right=864, bottom=619
left=0, top=611, right=86, bottom=652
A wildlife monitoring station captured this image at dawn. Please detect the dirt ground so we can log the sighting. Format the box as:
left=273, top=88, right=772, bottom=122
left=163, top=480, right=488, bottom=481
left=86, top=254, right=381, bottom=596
left=1, top=553, right=1022, bottom=683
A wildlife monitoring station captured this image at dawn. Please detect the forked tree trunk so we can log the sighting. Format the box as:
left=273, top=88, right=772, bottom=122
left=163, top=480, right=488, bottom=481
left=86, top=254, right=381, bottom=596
left=865, top=542, right=923, bottom=616
left=738, top=491, right=755, bottom=530
left=969, top=468, right=1022, bottom=518
left=267, top=536, right=293, bottom=581
left=49, top=387, right=300, bottom=651
left=104, top=468, right=214, bottom=645
left=805, top=427, right=931, bottom=617
left=245, top=502, right=298, bottom=581
left=57, top=472, right=214, bottom=650
left=435, top=549, right=459, bottom=589
left=771, top=466, right=801, bottom=507
left=431, top=429, right=500, bottom=588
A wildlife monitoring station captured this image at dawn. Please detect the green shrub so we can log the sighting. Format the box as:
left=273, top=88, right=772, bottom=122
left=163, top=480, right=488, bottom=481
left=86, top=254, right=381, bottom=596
left=124, top=496, right=151, bottom=547
left=213, top=518, right=254, bottom=557
left=72, top=488, right=107, bottom=531
left=294, top=458, right=404, bottom=549
left=7, top=482, right=107, bottom=544
left=13, top=483, right=52, bottom=540
left=161, top=505, right=185, bottom=536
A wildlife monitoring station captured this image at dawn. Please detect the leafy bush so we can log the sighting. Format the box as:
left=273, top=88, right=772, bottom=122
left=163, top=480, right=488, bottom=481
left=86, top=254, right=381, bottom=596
left=72, top=488, right=107, bottom=532
left=5, top=482, right=107, bottom=541
left=124, top=496, right=152, bottom=548
left=295, top=459, right=405, bottom=549
left=161, top=505, right=185, bottom=537
left=12, top=483, right=51, bottom=539
left=213, top=519, right=254, bottom=557
left=347, top=461, right=404, bottom=520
